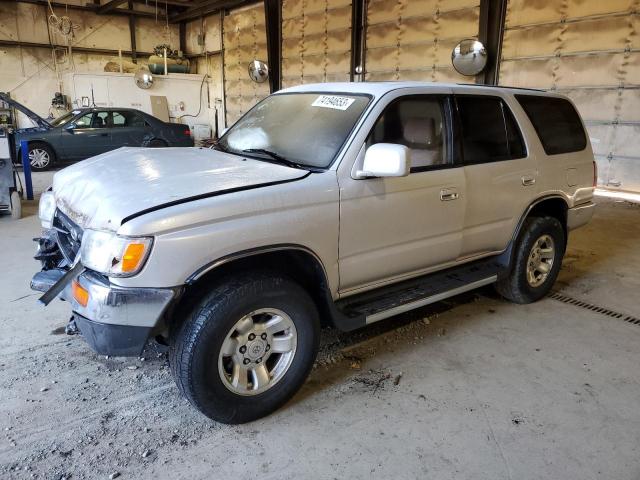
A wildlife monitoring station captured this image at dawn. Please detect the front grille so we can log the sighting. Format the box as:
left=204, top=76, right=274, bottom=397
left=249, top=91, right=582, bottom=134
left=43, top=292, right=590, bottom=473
left=52, top=209, right=83, bottom=264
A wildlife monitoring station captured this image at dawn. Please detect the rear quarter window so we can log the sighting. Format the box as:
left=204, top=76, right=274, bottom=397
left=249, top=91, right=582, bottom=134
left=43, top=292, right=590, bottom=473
left=515, top=95, right=586, bottom=155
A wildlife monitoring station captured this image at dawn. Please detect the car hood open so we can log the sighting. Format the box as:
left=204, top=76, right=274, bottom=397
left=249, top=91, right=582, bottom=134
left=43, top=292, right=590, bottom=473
left=52, top=147, right=309, bottom=231
left=0, top=92, right=50, bottom=129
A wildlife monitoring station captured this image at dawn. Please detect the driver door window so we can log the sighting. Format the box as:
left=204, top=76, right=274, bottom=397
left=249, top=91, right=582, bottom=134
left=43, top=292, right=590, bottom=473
left=63, top=112, right=112, bottom=159
left=366, top=97, right=448, bottom=171
left=74, top=113, right=94, bottom=128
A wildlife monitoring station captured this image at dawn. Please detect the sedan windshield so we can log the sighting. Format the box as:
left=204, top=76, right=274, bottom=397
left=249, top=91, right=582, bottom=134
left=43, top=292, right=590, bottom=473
left=218, top=93, right=371, bottom=169
left=50, top=110, right=81, bottom=127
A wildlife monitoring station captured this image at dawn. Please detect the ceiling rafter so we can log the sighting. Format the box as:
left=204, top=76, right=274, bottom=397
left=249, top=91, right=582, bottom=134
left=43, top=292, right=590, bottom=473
left=97, top=0, right=128, bottom=14
left=168, top=0, right=259, bottom=23
left=0, top=0, right=169, bottom=19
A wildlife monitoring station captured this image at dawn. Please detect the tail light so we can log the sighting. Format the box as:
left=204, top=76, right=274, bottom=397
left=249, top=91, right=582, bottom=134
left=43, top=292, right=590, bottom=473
left=183, top=128, right=191, bottom=136
left=592, top=160, right=598, bottom=188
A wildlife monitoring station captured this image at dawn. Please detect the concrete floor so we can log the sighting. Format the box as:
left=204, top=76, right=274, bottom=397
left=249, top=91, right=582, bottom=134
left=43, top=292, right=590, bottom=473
left=1, top=173, right=639, bottom=480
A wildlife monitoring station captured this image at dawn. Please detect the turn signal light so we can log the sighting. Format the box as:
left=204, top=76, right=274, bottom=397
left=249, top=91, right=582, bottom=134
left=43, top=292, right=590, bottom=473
left=122, top=243, right=147, bottom=273
left=72, top=280, right=89, bottom=308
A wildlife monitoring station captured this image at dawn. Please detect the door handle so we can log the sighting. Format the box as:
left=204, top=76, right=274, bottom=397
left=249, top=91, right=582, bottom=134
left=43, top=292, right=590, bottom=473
left=440, top=189, right=459, bottom=201
left=521, top=175, right=536, bottom=186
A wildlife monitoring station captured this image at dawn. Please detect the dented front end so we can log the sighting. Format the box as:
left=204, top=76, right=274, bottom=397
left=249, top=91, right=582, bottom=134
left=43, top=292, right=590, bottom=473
left=31, top=209, right=176, bottom=357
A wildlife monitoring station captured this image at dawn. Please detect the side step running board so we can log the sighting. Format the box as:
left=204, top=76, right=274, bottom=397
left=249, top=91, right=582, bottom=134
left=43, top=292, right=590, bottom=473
left=365, top=276, right=496, bottom=324
left=333, top=257, right=502, bottom=331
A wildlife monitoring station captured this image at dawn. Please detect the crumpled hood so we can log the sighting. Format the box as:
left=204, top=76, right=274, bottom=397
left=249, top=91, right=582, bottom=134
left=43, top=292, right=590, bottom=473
left=52, top=147, right=308, bottom=231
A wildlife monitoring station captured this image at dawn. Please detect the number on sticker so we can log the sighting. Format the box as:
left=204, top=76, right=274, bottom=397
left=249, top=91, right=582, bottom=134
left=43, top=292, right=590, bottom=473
left=311, top=95, right=356, bottom=111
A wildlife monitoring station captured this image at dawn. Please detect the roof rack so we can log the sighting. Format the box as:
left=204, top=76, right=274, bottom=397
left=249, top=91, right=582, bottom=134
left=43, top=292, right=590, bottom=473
left=456, top=83, right=546, bottom=92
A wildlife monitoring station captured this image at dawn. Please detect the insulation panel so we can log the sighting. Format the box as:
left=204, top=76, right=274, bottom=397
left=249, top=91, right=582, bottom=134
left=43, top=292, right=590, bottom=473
left=223, top=2, right=270, bottom=125
left=500, top=0, right=640, bottom=192
left=281, top=0, right=352, bottom=88
left=364, top=0, right=480, bottom=82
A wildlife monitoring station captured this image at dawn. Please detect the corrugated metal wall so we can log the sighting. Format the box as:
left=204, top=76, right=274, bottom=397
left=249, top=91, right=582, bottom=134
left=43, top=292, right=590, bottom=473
left=223, top=2, right=270, bottom=124
left=281, top=0, right=352, bottom=88
left=500, top=0, right=640, bottom=192
left=364, top=0, right=480, bottom=81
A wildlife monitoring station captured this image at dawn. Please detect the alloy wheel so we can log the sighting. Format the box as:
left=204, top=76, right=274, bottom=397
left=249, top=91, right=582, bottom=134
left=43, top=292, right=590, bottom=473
left=218, top=308, right=297, bottom=396
left=526, top=234, right=555, bottom=288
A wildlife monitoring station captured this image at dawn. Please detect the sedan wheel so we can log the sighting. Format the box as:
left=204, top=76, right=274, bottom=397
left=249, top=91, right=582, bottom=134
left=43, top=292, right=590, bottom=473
left=29, top=148, right=51, bottom=169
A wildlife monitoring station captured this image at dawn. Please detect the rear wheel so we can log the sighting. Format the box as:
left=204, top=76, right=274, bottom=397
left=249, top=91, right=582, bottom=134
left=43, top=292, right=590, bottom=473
left=169, top=272, right=320, bottom=423
left=28, top=142, right=55, bottom=171
left=148, top=139, right=167, bottom=148
left=496, top=216, right=565, bottom=304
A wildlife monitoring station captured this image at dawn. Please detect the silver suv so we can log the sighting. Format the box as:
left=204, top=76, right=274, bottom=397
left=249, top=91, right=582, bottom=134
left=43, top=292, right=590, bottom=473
left=32, top=82, right=596, bottom=423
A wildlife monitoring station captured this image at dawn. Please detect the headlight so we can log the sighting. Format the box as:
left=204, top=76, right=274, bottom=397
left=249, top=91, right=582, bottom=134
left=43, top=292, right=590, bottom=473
left=38, top=190, right=56, bottom=229
left=80, top=229, right=153, bottom=277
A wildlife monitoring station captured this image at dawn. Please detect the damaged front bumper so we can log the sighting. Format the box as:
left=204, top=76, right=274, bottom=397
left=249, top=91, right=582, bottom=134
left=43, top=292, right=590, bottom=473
left=31, top=267, right=175, bottom=356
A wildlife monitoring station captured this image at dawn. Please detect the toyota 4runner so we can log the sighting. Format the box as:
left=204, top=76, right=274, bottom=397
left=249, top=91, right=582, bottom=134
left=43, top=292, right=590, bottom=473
left=31, top=82, right=596, bottom=423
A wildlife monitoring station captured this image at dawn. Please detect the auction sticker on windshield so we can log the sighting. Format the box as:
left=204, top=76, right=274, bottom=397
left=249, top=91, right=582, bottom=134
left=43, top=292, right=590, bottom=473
left=312, top=95, right=356, bottom=111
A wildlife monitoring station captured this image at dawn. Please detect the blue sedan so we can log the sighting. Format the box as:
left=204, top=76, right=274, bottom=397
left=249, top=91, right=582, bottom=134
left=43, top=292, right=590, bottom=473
left=2, top=94, right=194, bottom=170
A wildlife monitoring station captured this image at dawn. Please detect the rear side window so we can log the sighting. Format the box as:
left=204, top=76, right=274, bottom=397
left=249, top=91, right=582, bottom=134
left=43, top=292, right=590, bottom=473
left=113, top=111, right=147, bottom=128
left=455, top=96, right=526, bottom=164
left=516, top=95, right=586, bottom=155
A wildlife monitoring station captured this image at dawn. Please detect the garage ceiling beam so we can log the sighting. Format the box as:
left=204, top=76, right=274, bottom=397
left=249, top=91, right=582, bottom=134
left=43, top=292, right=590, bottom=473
left=0, top=39, right=153, bottom=57
left=1, top=0, right=167, bottom=19
left=168, top=0, right=257, bottom=23
left=131, top=0, right=191, bottom=6
left=98, top=0, right=128, bottom=14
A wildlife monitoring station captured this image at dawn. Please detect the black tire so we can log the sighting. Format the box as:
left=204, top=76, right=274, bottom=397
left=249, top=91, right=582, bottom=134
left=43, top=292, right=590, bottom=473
left=169, top=271, right=320, bottom=424
left=148, top=139, right=167, bottom=148
left=495, top=216, right=565, bottom=304
left=27, top=142, right=55, bottom=171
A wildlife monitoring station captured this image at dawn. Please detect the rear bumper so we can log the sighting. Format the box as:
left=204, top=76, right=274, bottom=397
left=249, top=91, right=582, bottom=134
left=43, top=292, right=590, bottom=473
left=567, top=202, right=595, bottom=230
left=31, top=268, right=176, bottom=356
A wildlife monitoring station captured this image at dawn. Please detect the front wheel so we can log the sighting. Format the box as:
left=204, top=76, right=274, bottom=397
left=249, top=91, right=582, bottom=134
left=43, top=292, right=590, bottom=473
left=28, top=142, right=55, bottom=171
left=496, top=216, right=565, bottom=304
left=169, top=272, right=320, bottom=423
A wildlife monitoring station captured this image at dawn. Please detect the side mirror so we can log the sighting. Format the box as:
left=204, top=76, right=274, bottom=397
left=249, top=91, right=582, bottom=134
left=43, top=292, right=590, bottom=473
left=64, top=124, right=75, bottom=133
left=355, top=143, right=411, bottom=179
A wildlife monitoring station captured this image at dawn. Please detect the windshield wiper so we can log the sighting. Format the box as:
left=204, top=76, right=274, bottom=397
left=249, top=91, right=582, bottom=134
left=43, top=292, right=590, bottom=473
left=242, top=148, right=318, bottom=171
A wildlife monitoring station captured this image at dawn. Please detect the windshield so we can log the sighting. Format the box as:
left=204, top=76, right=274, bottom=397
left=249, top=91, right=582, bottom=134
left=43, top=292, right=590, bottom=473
left=50, top=110, right=80, bottom=127
left=218, top=93, right=371, bottom=169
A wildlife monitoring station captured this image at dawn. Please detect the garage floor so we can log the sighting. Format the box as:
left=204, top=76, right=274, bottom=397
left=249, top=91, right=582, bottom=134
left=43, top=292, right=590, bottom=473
left=1, top=173, right=639, bottom=480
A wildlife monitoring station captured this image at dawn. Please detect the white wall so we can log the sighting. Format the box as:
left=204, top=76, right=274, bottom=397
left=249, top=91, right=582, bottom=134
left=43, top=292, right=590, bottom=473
left=66, top=72, right=213, bottom=135
left=0, top=1, right=221, bottom=136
